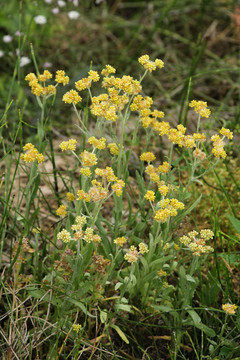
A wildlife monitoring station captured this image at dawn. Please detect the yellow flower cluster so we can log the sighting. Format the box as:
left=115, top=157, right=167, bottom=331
left=88, top=136, right=106, bottom=150
left=62, top=90, right=82, bottom=105
left=57, top=215, right=101, bottom=244
left=77, top=190, right=91, bottom=202
left=219, top=127, right=233, bottom=139
left=56, top=204, right=67, bottom=217
left=158, top=269, right=167, bottom=277
left=25, top=71, right=56, bottom=97
left=144, top=190, right=155, bottom=202
left=179, top=229, right=214, bottom=256
left=75, top=70, right=100, bottom=92
left=88, top=185, right=108, bottom=202
left=80, top=151, right=98, bottom=167
left=130, top=96, right=166, bottom=129
left=59, top=139, right=77, bottom=151
left=138, top=55, right=164, bottom=72
left=124, top=245, right=139, bottom=264
left=189, top=100, right=211, bottom=118
left=77, top=166, right=125, bottom=203
left=55, top=70, right=69, bottom=85
left=101, top=65, right=116, bottom=77
left=211, top=127, right=233, bottom=159
left=90, top=90, right=129, bottom=122
left=154, top=198, right=184, bottom=223
left=140, top=152, right=156, bottom=163
left=102, top=75, right=141, bottom=95
left=139, top=242, right=149, bottom=254
left=57, top=229, right=71, bottom=243
left=83, top=227, right=101, bottom=243
left=222, top=303, right=237, bottom=315
left=73, top=324, right=82, bottom=333
left=124, top=243, right=149, bottom=263
left=130, top=95, right=153, bottom=114
left=158, top=185, right=169, bottom=196
left=71, top=215, right=87, bottom=240
left=193, top=148, right=206, bottom=161
left=144, top=161, right=169, bottom=185
left=108, top=143, right=120, bottom=155
left=114, top=236, right=127, bottom=247
left=67, top=192, right=75, bottom=201
left=112, top=179, right=125, bottom=197
left=80, top=167, right=92, bottom=177
left=95, top=167, right=125, bottom=196
left=21, top=143, right=44, bottom=163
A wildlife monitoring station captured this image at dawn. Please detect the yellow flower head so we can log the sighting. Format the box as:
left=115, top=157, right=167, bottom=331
left=31, top=83, right=43, bottom=97
left=124, top=246, right=139, bottom=263
left=25, top=73, right=37, bottom=82
left=108, top=143, right=120, bottom=155
left=158, top=185, right=169, bottom=196
left=114, top=236, right=127, bottom=247
left=55, top=70, right=69, bottom=85
left=112, top=179, right=125, bottom=197
left=83, top=227, right=94, bottom=243
left=138, top=55, right=164, bottom=72
left=73, top=324, right=82, bottom=334
left=222, top=303, right=237, bottom=315
left=76, top=215, right=87, bottom=227
left=77, top=190, right=91, bottom=202
left=88, top=136, right=106, bottom=150
left=140, top=152, right=156, bottom=162
left=80, top=167, right=92, bottom=177
left=101, top=65, right=116, bottom=76
left=144, top=190, right=155, bottom=202
left=57, top=229, right=71, bottom=243
left=152, top=110, right=165, bottom=119
left=59, top=139, right=77, bottom=151
left=139, top=242, right=148, bottom=254
left=154, top=208, right=171, bottom=223
left=56, top=204, right=67, bottom=217
left=189, top=100, right=211, bottom=118
left=21, top=143, right=44, bottom=163
left=63, top=90, right=82, bottom=105
left=88, top=70, right=100, bottom=82
left=67, top=192, right=75, bottom=201
left=80, top=151, right=98, bottom=167
left=38, top=70, right=53, bottom=82
left=219, top=127, right=233, bottom=140
left=158, top=269, right=167, bottom=277
left=75, top=78, right=91, bottom=91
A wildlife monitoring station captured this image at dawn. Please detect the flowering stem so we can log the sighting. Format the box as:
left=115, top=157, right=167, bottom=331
left=139, top=69, right=148, bottom=83
left=73, top=103, right=89, bottom=134
left=196, top=114, right=201, bottom=133
left=117, top=110, right=128, bottom=177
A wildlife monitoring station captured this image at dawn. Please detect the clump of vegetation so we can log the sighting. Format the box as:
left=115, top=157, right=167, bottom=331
left=1, top=1, right=240, bottom=359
